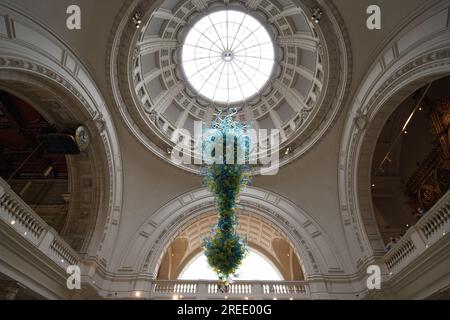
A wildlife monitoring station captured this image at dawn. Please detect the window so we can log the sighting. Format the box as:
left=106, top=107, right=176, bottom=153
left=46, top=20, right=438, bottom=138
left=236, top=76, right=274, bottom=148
left=178, top=249, right=283, bottom=281
left=181, top=10, right=275, bottom=104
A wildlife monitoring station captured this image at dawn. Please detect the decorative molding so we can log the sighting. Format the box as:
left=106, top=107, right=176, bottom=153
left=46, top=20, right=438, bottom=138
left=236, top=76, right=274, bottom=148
left=0, top=3, right=124, bottom=264
left=338, top=3, right=450, bottom=268
left=117, top=187, right=346, bottom=281
left=106, top=0, right=352, bottom=174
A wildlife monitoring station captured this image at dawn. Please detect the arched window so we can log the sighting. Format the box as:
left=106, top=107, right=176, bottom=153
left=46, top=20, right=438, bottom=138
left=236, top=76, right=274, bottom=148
left=178, top=249, right=283, bottom=281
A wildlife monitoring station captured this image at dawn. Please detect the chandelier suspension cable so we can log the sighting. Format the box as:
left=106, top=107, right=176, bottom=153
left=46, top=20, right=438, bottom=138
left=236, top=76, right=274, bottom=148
left=7, top=142, right=43, bottom=182
left=374, top=82, right=433, bottom=176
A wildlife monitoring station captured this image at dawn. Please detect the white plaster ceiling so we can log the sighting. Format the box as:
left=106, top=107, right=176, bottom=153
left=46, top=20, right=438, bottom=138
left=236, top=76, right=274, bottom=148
left=1, top=0, right=433, bottom=253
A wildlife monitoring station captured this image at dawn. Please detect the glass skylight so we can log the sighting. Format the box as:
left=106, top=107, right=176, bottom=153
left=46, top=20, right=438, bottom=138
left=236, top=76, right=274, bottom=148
left=181, top=10, right=275, bottom=104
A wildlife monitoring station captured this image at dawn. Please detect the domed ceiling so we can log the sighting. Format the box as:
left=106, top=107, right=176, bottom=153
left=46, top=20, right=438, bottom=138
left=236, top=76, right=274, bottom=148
left=108, top=0, right=351, bottom=173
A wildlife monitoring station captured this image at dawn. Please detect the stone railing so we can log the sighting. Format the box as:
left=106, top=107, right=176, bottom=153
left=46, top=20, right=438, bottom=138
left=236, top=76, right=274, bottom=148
left=151, top=280, right=309, bottom=299
left=384, top=190, right=449, bottom=274
left=0, top=177, right=80, bottom=269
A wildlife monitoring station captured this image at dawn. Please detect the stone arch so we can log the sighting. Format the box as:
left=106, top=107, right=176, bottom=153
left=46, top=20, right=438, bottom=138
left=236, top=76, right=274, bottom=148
left=338, top=1, right=450, bottom=263
left=119, top=187, right=345, bottom=281
left=0, top=71, right=107, bottom=253
left=0, top=3, right=123, bottom=261
left=174, top=243, right=290, bottom=281
left=156, top=211, right=305, bottom=281
left=176, top=245, right=288, bottom=280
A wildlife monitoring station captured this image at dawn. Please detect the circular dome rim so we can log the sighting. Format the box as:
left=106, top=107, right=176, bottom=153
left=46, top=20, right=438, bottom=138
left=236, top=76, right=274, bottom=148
left=107, top=0, right=353, bottom=175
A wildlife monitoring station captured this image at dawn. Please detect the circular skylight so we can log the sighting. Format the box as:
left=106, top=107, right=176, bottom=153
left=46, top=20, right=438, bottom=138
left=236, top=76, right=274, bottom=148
left=181, top=10, right=275, bottom=104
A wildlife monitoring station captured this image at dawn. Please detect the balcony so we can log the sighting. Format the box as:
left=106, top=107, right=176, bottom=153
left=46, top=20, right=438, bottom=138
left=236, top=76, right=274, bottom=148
left=1, top=176, right=310, bottom=300
left=150, top=280, right=309, bottom=300
left=383, top=190, right=449, bottom=275
left=0, top=177, right=80, bottom=269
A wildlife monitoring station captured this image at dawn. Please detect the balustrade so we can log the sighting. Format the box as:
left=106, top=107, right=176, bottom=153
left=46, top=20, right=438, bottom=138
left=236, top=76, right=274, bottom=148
left=0, top=178, right=80, bottom=269
left=151, top=280, right=309, bottom=299
left=384, top=190, right=450, bottom=273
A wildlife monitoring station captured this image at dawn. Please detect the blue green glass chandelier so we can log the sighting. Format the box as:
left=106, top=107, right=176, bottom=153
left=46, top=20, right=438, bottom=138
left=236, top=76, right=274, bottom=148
left=201, top=111, right=252, bottom=283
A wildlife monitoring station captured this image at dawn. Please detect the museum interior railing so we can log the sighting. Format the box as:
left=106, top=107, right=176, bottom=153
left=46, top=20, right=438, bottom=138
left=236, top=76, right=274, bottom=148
left=383, top=189, right=449, bottom=274
left=151, top=280, right=309, bottom=299
left=0, top=176, right=310, bottom=299
left=0, top=177, right=80, bottom=268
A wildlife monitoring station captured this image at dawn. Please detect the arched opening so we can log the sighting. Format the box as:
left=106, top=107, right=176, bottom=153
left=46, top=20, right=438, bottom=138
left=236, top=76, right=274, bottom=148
left=0, top=90, right=70, bottom=233
left=338, top=3, right=450, bottom=260
left=156, top=211, right=304, bottom=281
left=371, top=76, right=450, bottom=250
left=178, top=249, right=283, bottom=281
left=0, top=74, right=109, bottom=254
left=0, top=2, right=125, bottom=299
left=121, top=185, right=343, bottom=299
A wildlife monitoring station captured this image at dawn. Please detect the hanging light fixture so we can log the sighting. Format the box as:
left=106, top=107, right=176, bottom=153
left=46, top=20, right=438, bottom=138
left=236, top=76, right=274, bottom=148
left=311, top=8, right=323, bottom=24
left=132, top=12, right=142, bottom=29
